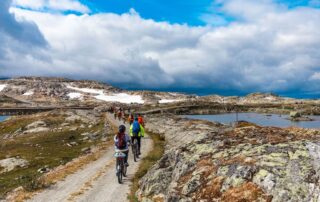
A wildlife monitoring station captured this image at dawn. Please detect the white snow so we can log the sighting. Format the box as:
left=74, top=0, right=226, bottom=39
left=168, top=92, right=179, bottom=96
left=264, top=96, right=277, bottom=101
left=159, top=99, right=180, bottom=104
left=68, top=92, right=83, bottom=99
left=95, top=93, right=144, bottom=104
left=67, top=86, right=103, bottom=95
left=23, top=91, right=34, bottom=96
left=0, top=84, right=7, bottom=92
left=66, top=85, right=144, bottom=104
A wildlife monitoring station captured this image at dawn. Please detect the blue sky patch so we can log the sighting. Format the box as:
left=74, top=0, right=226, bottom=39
left=81, top=0, right=320, bottom=26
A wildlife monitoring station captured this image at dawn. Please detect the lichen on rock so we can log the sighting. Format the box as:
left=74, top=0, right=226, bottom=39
left=137, top=115, right=320, bottom=202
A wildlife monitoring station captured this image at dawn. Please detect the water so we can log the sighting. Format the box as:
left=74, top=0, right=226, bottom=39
left=0, top=116, right=9, bottom=122
left=185, top=113, right=320, bottom=129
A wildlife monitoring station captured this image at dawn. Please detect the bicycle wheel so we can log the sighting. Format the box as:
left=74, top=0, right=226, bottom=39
left=117, top=159, right=123, bottom=184
left=123, top=159, right=127, bottom=177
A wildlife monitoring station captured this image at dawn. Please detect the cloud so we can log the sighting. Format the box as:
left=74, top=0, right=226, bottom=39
left=0, top=0, right=46, bottom=46
left=12, top=0, right=90, bottom=13
left=1, top=0, right=320, bottom=96
left=310, top=72, right=320, bottom=80
left=0, top=0, right=47, bottom=68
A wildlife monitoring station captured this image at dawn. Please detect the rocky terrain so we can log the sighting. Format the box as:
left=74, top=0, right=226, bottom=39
left=0, top=77, right=189, bottom=106
left=0, top=77, right=319, bottom=109
left=0, top=109, right=110, bottom=198
left=137, top=115, right=320, bottom=202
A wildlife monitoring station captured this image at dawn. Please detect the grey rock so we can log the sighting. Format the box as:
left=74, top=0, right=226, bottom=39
left=26, top=121, right=47, bottom=129
left=0, top=157, right=29, bottom=173
left=81, top=147, right=91, bottom=154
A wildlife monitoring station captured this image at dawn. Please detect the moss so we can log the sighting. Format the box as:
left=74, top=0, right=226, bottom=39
left=253, top=169, right=271, bottom=186
left=258, top=153, right=288, bottom=168
left=255, top=169, right=269, bottom=178
left=288, top=149, right=310, bottom=160
left=217, top=166, right=230, bottom=176
left=221, top=175, right=245, bottom=192
left=191, top=144, right=216, bottom=156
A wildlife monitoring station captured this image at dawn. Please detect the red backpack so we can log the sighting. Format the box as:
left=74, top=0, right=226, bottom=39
left=116, top=132, right=127, bottom=149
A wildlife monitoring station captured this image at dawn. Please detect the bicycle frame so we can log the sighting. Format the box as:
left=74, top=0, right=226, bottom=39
left=114, top=151, right=126, bottom=184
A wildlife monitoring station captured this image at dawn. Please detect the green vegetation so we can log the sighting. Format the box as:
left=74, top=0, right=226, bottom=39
left=128, top=131, right=165, bottom=202
left=0, top=112, right=107, bottom=199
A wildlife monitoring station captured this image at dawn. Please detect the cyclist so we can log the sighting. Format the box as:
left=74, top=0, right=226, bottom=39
left=129, top=114, right=134, bottom=125
left=114, top=125, right=131, bottom=166
left=130, top=117, right=144, bottom=155
left=138, top=114, right=144, bottom=127
left=117, top=111, right=122, bottom=121
left=114, top=110, right=117, bottom=119
left=122, top=112, right=127, bottom=124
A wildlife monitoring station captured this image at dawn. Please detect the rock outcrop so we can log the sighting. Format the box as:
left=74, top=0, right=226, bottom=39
left=0, top=158, right=28, bottom=174
left=138, top=115, right=320, bottom=202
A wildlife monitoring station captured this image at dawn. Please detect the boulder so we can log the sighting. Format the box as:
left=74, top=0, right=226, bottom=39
left=23, top=127, right=50, bottom=134
left=61, top=123, right=70, bottom=127
left=26, top=121, right=47, bottom=129
left=290, top=111, right=301, bottom=118
left=38, top=166, right=50, bottom=174
left=0, top=157, right=29, bottom=173
left=81, top=147, right=91, bottom=154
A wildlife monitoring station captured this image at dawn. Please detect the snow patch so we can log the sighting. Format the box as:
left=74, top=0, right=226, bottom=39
left=0, top=84, right=7, bottom=92
left=23, top=91, right=34, bottom=96
left=96, top=93, right=144, bottom=104
left=66, top=85, right=144, bottom=104
left=159, top=99, right=180, bottom=104
left=67, top=86, right=102, bottom=95
left=264, top=96, right=277, bottom=101
left=68, top=92, right=83, bottom=99
left=168, top=92, right=179, bottom=96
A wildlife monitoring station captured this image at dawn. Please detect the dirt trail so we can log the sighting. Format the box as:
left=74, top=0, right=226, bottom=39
left=28, top=113, right=153, bottom=202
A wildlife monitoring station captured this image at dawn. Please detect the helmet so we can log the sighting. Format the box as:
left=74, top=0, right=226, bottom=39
left=119, top=125, right=126, bottom=133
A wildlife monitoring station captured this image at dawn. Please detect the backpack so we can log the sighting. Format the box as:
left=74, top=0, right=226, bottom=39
left=132, top=121, right=141, bottom=136
left=116, top=132, right=127, bottom=149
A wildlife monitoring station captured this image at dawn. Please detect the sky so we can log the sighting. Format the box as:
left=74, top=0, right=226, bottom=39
left=0, top=0, right=320, bottom=98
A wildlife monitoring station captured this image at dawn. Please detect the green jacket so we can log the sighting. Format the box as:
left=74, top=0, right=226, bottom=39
left=130, top=123, right=145, bottom=137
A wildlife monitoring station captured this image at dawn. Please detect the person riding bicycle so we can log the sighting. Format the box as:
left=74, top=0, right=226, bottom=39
left=117, top=111, right=122, bottom=121
left=138, top=114, right=144, bottom=127
left=129, top=114, right=134, bottom=125
left=130, top=118, right=144, bottom=155
left=114, top=125, right=131, bottom=166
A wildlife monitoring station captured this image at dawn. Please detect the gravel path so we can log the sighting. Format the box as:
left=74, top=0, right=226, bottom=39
left=28, top=113, right=153, bottom=202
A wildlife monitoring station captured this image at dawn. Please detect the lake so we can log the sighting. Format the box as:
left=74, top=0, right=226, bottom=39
left=0, top=116, right=9, bottom=122
left=185, top=113, right=320, bottom=129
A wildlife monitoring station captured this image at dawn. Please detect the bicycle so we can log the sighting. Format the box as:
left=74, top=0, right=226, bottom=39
left=131, top=138, right=139, bottom=162
left=114, top=150, right=127, bottom=184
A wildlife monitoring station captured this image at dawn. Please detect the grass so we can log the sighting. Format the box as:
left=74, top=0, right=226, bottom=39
left=128, top=131, right=165, bottom=202
left=0, top=111, right=111, bottom=199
